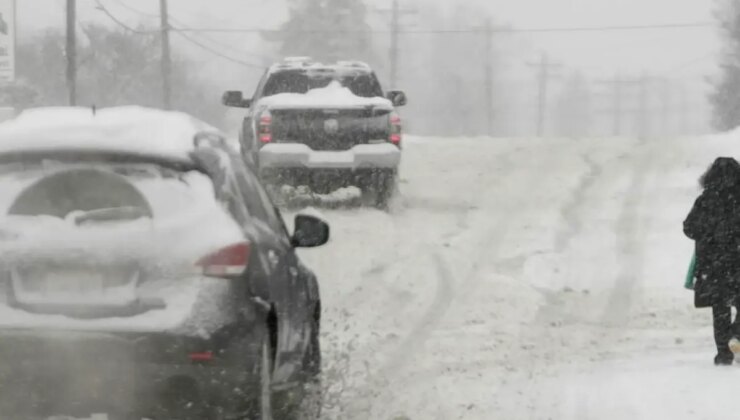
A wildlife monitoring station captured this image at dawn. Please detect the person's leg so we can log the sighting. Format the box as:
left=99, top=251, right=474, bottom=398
left=713, top=303, right=734, bottom=364
left=731, top=298, right=740, bottom=343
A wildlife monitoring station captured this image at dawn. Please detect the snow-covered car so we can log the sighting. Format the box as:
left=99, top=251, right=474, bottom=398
left=223, top=58, right=407, bottom=208
left=0, top=107, right=328, bottom=420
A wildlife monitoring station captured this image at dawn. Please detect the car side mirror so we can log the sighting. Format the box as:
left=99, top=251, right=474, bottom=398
left=386, top=90, right=407, bottom=107
left=291, top=214, right=330, bottom=248
left=222, top=91, right=252, bottom=108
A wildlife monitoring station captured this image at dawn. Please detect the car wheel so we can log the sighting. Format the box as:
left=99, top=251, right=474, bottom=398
left=260, top=337, right=275, bottom=420
left=245, top=333, right=275, bottom=420
left=273, top=317, right=323, bottom=420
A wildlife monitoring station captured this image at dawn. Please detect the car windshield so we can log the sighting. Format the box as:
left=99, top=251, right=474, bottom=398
left=263, top=69, right=384, bottom=98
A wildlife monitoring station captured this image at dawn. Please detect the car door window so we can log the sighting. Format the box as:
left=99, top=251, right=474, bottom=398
left=192, top=148, right=251, bottom=226
left=229, top=154, right=288, bottom=236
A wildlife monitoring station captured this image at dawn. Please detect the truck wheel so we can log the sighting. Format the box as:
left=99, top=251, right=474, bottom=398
left=365, top=169, right=398, bottom=210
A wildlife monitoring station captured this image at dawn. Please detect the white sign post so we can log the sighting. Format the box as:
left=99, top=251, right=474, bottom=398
left=0, top=0, right=15, bottom=84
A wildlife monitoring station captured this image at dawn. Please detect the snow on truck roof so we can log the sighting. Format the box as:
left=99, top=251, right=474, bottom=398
left=0, top=106, right=222, bottom=162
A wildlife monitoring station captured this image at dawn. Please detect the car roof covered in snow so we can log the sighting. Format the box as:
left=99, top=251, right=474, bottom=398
left=0, top=106, right=223, bottom=163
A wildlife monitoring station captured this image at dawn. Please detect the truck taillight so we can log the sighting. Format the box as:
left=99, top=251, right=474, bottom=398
left=389, top=113, right=402, bottom=146
left=196, top=242, right=251, bottom=278
left=258, top=111, right=272, bottom=143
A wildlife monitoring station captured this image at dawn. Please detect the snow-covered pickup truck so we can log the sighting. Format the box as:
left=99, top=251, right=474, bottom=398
left=223, top=59, right=407, bottom=208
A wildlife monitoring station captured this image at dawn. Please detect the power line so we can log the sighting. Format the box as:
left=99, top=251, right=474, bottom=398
left=104, top=0, right=272, bottom=61
left=106, top=0, right=158, bottom=18
left=171, top=29, right=266, bottom=69
left=170, top=22, right=715, bottom=35
left=94, top=0, right=152, bottom=34
left=95, top=0, right=265, bottom=69
left=660, top=52, right=718, bottom=76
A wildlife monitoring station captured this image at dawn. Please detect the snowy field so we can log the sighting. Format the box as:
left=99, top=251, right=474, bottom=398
left=294, top=133, right=740, bottom=420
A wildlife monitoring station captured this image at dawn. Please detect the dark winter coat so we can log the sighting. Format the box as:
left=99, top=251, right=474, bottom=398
left=684, top=157, right=740, bottom=308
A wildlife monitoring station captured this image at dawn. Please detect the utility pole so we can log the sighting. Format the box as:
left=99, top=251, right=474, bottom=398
left=66, top=0, right=77, bottom=106
left=159, top=0, right=172, bottom=110
left=637, top=73, right=650, bottom=140
left=484, top=19, right=493, bottom=136
left=527, top=52, right=561, bottom=137
left=679, top=87, right=688, bottom=135
left=658, top=79, right=671, bottom=137
left=596, top=74, right=643, bottom=137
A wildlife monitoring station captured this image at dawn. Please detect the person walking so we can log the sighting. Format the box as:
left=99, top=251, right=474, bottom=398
left=684, top=157, right=740, bottom=365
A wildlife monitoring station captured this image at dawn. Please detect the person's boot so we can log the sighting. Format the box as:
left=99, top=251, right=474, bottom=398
left=715, top=350, right=734, bottom=365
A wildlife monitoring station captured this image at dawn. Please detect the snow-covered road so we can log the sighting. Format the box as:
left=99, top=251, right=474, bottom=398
left=297, top=133, right=740, bottom=420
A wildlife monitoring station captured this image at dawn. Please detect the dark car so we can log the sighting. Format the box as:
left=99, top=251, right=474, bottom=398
left=223, top=58, right=407, bottom=208
left=0, top=107, right=328, bottom=420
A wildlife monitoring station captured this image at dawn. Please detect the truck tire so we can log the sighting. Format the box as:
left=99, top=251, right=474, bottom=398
left=364, top=169, right=398, bottom=210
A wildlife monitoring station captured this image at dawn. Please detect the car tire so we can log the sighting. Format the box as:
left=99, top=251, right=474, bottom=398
left=242, top=330, right=275, bottom=420
left=273, top=317, right=323, bottom=420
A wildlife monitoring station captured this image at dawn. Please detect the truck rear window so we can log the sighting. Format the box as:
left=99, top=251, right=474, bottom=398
left=263, top=70, right=384, bottom=98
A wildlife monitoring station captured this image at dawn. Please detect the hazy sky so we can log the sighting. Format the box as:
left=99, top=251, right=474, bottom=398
left=20, top=0, right=718, bottom=78
left=18, top=0, right=719, bottom=133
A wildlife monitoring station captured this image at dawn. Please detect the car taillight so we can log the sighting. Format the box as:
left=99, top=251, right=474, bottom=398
left=196, top=242, right=251, bottom=277
left=189, top=351, right=214, bottom=363
left=389, top=113, right=402, bottom=145
left=258, top=111, right=273, bottom=144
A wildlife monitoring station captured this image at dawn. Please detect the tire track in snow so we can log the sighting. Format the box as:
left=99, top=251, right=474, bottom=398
left=533, top=152, right=603, bottom=325
left=327, top=147, right=521, bottom=417
left=553, top=154, right=603, bottom=251
left=378, top=254, right=455, bottom=376
left=347, top=254, right=456, bottom=417
left=568, top=144, right=654, bottom=420
left=336, top=149, right=525, bottom=417
left=600, top=144, right=652, bottom=326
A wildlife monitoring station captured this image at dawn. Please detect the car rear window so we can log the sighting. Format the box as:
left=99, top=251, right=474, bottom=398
left=0, top=161, right=218, bottom=223
left=263, top=69, right=384, bottom=98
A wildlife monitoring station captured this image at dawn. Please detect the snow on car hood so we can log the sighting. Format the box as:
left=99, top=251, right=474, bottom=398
left=258, top=81, right=393, bottom=110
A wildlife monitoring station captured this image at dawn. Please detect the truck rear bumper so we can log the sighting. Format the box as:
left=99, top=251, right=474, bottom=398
left=259, top=143, right=401, bottom=170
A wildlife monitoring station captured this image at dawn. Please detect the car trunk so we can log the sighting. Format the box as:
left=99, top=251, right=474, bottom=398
left=0, top=160, right=244, bottom=323
left=271, top=107, right=392, bottom=151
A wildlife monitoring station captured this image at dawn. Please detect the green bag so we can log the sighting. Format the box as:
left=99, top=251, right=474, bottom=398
left=685, top=253, right=696, bottom=290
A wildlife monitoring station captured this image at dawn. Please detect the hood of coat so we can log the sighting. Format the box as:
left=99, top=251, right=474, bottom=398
left=700, top=157, right=740, bottom=191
